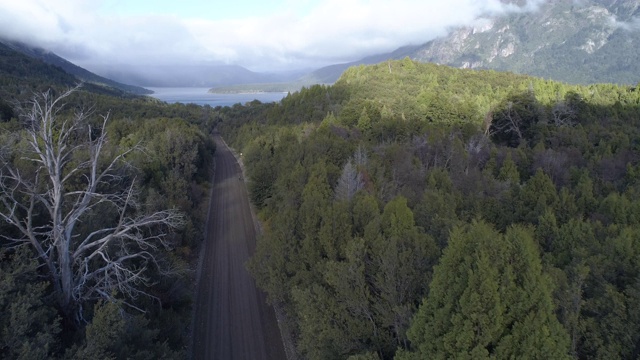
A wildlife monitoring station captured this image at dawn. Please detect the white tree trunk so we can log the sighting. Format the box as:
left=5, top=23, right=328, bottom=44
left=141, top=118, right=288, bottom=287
left=0, top=87, right=184, bottom=322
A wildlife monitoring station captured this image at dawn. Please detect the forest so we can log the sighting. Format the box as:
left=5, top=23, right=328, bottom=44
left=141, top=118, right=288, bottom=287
left=216, top=58, right=640, bottom=359
left=0, top=65, right=219, bottom=358
left=2, top=50, right=640, bottom=359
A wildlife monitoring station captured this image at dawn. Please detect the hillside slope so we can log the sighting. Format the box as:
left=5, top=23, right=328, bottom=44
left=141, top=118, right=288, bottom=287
left=411, top=0, right=640, bottom=84
left=299, top=45, right=421, bottom=85
left=309, top=0, right=640, bottom=85
left=0, top=41, right=149, bottom=99
left=1, top=40, right=152, bottom=94
left=218, top=59, right=640, bottom=359
left=99, top=63, right=301, bottom=88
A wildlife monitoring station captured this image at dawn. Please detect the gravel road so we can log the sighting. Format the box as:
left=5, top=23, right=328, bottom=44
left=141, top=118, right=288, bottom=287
left=192, top=135, right=285, bottom=360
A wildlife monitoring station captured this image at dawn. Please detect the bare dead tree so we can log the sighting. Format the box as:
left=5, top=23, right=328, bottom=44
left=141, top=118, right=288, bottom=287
left=353, top=144, right=369, bottom=167
left=0, top=87, right=184, bottom=323
left=483, top=111, right=494, bottom=137
left=496, top=101, right=524, bottom=141
left=465, top=133, right=488, bottom=155
left=551, top=100, right=577, bottom=127
left=335, top=159, right=364, bottom=201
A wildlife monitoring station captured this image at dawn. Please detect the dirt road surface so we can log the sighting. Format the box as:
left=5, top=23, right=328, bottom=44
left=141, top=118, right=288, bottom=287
left=192, top=135, right=285, bottom=360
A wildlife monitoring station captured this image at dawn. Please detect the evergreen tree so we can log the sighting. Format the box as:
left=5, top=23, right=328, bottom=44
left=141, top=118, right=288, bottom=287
left=368, top=197, right=437, bottom=354
left=293, top=239, right=376, bottom=360
left=399, top=221, right=570, bottom=360
left=357, top=107, right=372, bottom=133
left=351, top=193, right=379, bottom=238
left=497, top=152, right=520, bottom=184
left=0, top=248, right=60, bottom=360
left=299, top=162, right=332, bottom=268
left=517, top=168, right=558, bottom=224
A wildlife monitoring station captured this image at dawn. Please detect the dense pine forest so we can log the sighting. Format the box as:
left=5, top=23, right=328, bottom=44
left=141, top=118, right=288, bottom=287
left=217, top=59, right=640, bottom=359
left=0, top=53, right=218, bottom=357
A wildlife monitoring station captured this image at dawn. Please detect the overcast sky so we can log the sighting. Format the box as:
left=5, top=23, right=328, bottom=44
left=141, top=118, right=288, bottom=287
left=0, top=0, right=545, bottom=73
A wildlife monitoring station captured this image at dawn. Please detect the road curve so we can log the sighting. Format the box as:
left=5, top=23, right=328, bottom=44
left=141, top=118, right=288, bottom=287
left=192, top=135, right=285, bottom=360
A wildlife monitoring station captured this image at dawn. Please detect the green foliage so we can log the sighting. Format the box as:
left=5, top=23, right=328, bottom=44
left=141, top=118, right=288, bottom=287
left=367, top=198, right=437, bottom=352
left=68, top=301, right=183, bottom=360
left=72, top=301, right=125, bottom=359
left=291, top=197, right=436, bottom=360
left=0, top=88, right=214, bottom=357
left=497, top=152, right=520, bottom=184
left=0, top=99, right=14, bottom=122
left=0, top=42, right=148, bottom=99
left=401, top=222, right=570, bottom=360
left=352, top=193, right=380, bottom=237
left=0, top=248, right=61, bottom=360
left=348, top=352, right=382, bottom=360
left=414, top=171, right=461, bottom=247
left=109, top=116, right=214, bottom=250
left=220, top=59, right=640, bottom=359
left=489, top=90, right=546, bottom=147
left=517, top=168, right=559, bottom=224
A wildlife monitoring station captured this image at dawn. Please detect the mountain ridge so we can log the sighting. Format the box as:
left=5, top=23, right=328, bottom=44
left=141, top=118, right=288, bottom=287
left=410, top=0, right=640, bottom=85
left=0, top=39, right=153, bottom=95
left=97, top=63, right=305, bottom=88
left=312, top=0, right=640, bottom=85
left=4, top=0, right=638, bottom=90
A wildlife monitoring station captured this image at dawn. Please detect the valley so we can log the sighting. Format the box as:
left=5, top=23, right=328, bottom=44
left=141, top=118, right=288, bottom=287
left=2, top=1, right=640, bottom=359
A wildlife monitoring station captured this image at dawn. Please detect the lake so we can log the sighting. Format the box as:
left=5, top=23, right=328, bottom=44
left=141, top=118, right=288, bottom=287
left=146, top=87, right=288, bottom=107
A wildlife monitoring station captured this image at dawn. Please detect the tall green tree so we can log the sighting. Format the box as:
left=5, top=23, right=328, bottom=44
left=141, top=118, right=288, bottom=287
left=368, top=197, right=437, bottom=354
left=293, top=238, right=375, bottom=360
left=398, top=221, right=570, bottom=360
left=0, top=248, right=60, bottom=360
left=293, top=196, right=436, bottom=360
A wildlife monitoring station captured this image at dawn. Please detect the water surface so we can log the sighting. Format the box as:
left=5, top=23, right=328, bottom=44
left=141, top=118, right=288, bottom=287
left=147, top=87, right=288, bottom=107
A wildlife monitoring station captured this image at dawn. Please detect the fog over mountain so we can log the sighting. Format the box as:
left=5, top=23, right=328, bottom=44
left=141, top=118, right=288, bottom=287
left=1, top=0, right=637, bottom=87
left=409, top=0, right=640, bottom=84
left=306, top=0, right=640, bottom=85
left=0, top=0, right=546, bottom=87
left=86, top=63, right=312, bottom=88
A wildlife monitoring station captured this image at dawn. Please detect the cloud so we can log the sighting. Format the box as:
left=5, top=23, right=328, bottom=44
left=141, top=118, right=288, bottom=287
left=609, top=16, right=640, bottom=31
left=0, top=0, right=546, bottom=72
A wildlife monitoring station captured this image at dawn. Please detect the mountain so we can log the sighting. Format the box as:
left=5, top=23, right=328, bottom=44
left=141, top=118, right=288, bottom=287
left=97, top=63, right=305, bottom=88
left=410, top=0, right=640, bottom=85
left=0, top=41, right=76, bottom=88
left=0, top=41, right=150, bottom=99
left=310, top=0, right=640, bottom=85
left=298, top=45, right=421, bottom=85
left=0, top=40, right=152, bottom=95
left=218, top=59, right=640, bottom=360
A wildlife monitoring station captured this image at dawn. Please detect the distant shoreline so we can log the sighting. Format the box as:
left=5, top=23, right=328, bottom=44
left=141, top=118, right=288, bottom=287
left=208, top=90, right=289, bottom=95
left=207, top=81, right=311, bottom=94
left=146, top=87, right=288, bottom=107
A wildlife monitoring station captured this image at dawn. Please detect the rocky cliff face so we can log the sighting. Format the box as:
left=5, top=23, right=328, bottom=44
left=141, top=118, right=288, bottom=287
left=411, top=0, right=640, bottom=84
